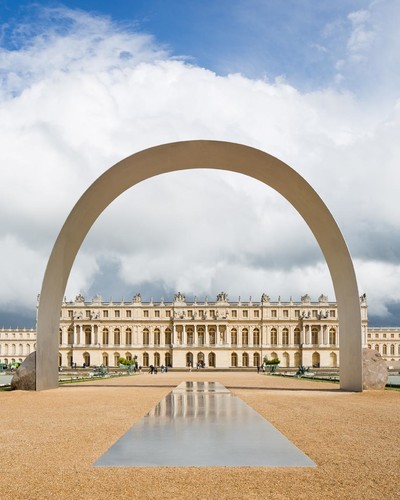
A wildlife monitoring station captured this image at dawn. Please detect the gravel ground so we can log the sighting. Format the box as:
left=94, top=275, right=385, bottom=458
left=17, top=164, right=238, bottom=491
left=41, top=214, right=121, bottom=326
left=1, top=372, right=399, bottom=500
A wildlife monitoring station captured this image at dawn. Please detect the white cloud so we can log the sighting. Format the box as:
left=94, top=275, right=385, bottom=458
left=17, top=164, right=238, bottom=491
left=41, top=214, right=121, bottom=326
left=0, top=5, right=400, bottom=325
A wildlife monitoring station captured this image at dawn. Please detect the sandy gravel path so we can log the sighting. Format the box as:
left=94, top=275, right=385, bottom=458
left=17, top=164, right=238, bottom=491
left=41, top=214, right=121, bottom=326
left=1, top=372, right=398, bottom=499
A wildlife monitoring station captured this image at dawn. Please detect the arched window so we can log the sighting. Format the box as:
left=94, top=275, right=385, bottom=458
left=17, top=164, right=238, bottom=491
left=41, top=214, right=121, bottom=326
left=83, top=352, right=90, bottom=367
left=209, top=329, right=216, bottom=345
left=59, top=329, right=63, bottom=345
left=125, top=352, right=132, bottom=361
left=312, top=352, right=320, bottom=368
left=253, top=328, right=260, bottom=346
left=375, top=344, right=379, bottom=352
left=102, top=328, right=109, bottom=345
left=231, top=352, right=238, bottom=367
left=18, top=344, right=23, bottom=355
left=114, top=328, right=121, bottom=345
left=165, top=328, right=172, bottom=345
left=208, top=352, right=216, bottom=367
left=271, top=328, right=277, bottom=346
left=154, top=352, right=160, bottom=366
left=143, top=352, right=149, bottom=367
left=143, top=328, right=149, bottom=346
left=390, top=344, right=395, bottom=355
left=253, top=352, right=260, bottom=367
left=197, top=352, right=204, bottom=364
left=382, top=344, right=387, bottom=355
left=102, top=353, right=108, bottom=366
left=165, top=352, right=172, bottom=367
left=85, top=327, right=91, bottom=345
left=196, top=328, right=203, bottom=345
left=311, top=327, right=319, bottom=345
left=330, top=352, right=337, bottom=368
left=113, top=352, right=120, bottom=366
left=154, top=328, right=161, bottom=346
left=58, top=353, right=62, bottom=367
left=68, top=328, right=74, bottom=344
left=282, top=328, right=289, bottom=346
left=294, top=328, right=301, bottom=345
left=283, top=352, right=290, bottom=367
left=242, top=352, right=249, bottom=367
left=294, top=352, right=301, bottom=367
left=231, top=328, right=237, bottom=345
left=187, top=328, right=194, bottom=345
left=329, top=328, right=336, bottom=345
left=26, top=344, right=31, bottom=355
left=186, top=352, right=193, bottom=366
left=11, top=344, right=16, bottom=355
left=126, top=328, right=132, bottom=345
left=242, top=328, right=249, bottom=346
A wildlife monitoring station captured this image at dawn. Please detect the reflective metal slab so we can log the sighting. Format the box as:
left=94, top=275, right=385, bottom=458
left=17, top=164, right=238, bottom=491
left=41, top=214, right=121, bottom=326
left=94, top=381, right=316, bottom=467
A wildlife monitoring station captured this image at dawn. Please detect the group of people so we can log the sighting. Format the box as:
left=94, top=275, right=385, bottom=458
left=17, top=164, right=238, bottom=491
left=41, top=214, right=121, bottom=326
left=148, top=364, right=168, bottom=374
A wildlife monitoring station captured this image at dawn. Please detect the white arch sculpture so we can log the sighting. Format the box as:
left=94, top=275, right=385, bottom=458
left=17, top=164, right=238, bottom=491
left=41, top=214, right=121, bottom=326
left=36, top=140, right=363, bottom=391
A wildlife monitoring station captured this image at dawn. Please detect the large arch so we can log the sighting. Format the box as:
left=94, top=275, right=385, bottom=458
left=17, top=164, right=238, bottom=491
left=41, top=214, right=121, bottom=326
left=36, top=140, right=363, bottom=391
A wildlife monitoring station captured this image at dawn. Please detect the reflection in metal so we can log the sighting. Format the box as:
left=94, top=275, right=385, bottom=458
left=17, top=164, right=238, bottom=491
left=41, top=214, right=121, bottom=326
left=94, top=382, right=316, bottom=467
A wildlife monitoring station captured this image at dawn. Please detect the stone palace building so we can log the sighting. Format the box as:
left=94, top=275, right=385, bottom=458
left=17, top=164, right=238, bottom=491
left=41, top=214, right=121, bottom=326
left=5, top=291, right=399, bottom=370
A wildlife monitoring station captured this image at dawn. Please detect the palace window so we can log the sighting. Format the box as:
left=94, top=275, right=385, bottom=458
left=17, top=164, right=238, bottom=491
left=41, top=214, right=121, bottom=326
left=254, top=310, right=259, bottom=318
left=232, top=310, right=237, bottom=318
left=242, top=328, right=249, bottom=346
left=115, top=310, right=120, bottom=318
left=209, top=310, right=215, bottom=319
left=102, top=328, right=109, bottom=345
left=114, top=329, right=121, bottom=345
left=143, top=329, right=150, bottom=346
left=253, top=328, right=260, bottom=346
left=283, top=310, right=289, bottom=318
left=187, top=310, right=192, bottom=317
left=68, top=310, right=73, bottom=318
left=154, top=329, right=161, bottom=346
left=126, top=310, right=132, bottom=318
left=382, top=344, right=387, bottom=355
left=271, top=310, right=277, bottom=318
left=86, top=310, right=91, bottom=318
left=312, top=310, right=317, bottom=318
left=295, top=310, right=300, bottom=318
left=144, top=310, right=149, bottom=318
left=242, top=352, right=249, bottom=367
left=390, top=344, right=395, bottom=355
left=330, top=310, right=336, bottom=318
left=294, top=328, right=300, bottom=345
left=231, top=329, right=238, bottom=346
left=165, top=328, right=172, bottom=345
left=103, top=310, right=109, bottom=318
left=155, top=310, right=160, bottom=318
left=242, top=310, right=248, bottom=318
left=312, top=327, right=319, bottom=344
left=329, top=328, right=336, bottom=345
left=282, top=328, right=289, bottom=346
left=166, top=310, right=171, bottom=317
left=231, top=352, right=238, bottom=367
left=209, top=330, right=216, bottom=345
left=126, top=328, right=132, bottom=345
left=271, top=328, right=277, bottom=346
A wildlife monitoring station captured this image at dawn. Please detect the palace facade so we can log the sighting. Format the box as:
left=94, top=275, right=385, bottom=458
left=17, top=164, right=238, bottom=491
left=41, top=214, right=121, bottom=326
left=1, top=291, right=387, bottom=370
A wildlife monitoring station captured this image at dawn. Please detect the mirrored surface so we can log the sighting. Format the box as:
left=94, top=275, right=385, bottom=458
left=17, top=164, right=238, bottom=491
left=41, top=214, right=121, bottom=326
left=94, top=381, right=316, bottom=467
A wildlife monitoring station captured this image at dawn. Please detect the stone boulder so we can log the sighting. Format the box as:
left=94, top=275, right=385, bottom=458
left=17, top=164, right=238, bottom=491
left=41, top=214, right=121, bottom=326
left=11, top=351, right=36, bottom=391
left=363, top=348, right=387, bottom=390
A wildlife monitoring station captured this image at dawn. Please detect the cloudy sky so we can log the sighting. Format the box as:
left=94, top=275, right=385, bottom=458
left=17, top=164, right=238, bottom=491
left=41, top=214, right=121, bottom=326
left=0, top=0, right=399, bottom=328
